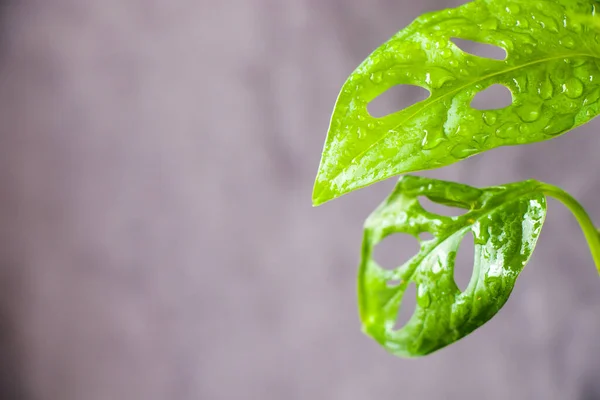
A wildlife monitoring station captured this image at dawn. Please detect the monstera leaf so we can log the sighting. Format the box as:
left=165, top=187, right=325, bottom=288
left=359, top=175, right=547, bottom=357
left=313, top=0, right=600, bottom=206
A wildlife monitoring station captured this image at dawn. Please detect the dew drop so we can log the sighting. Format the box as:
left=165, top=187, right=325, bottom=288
left=495, top=123, right=518, bottom=139
left=473, top=224, right=490, bottom=245
left=449, top=27, right=462, bottom=36
left=367, top=122, right=375, bottom=129
left=483, top=111, right=497, bottom=126
left=451, top=144, right=478, bottom=159
left=475, top=134, right=491, bottom=147
left=357, top=114, right=365, bottom=121
left=584, top=88, right=600, bottom=106
left=543, top=115, right=575, bottom=136
left=370, top=71, right=383, bottom=84
left=440, top=49, right=453, bottom=59
left=517, top=103, right=541, bottom=122
left=421, top=129, right=446, bottom=150
left=559, top=35, right=576, bottom=49
left=536, top=14, right=559, bottom=33
left=555, top=64, right=568, bottom=81
left=568, top=21, right=582, bottom=34
left=356, top=127, right=364, bottom=139
left=519, top=124, right=533, bottom=135
left=506, top=4, right=520, bottom=14
left=564, top=77, right=584, bottom=98
left=481, top=18, right=499, bottom=30
left=567, top=100, right=580, bottom=112
left=538, top=80, right=553, bottom=99
left=516, top=18, right=529, bottom=28
left=431, top=75, right=456, bottom=89
left=435, top=39, right=448, bottom=49
left=417, top=285, right=431, bottom=308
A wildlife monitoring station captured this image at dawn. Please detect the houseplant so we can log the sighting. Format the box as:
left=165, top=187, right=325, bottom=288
left=313, top=0, right=600, bottom=357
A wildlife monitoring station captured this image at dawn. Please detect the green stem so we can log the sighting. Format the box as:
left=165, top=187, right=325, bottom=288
left=540, top=183, right=600, bottom=275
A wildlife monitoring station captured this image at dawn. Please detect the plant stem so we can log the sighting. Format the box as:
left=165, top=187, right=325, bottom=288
left=540, top=183, right=600, bottom=275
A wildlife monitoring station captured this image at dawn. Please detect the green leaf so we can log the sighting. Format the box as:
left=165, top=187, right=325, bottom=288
left=359, top=175, right=546, bottom=357
left=313, top=0, right=600, bottom=206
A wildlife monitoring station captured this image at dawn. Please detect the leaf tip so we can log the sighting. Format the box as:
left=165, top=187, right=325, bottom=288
left=311, top=182, right=330, bottom=207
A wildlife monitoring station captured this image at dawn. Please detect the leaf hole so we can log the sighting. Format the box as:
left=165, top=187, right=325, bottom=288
left=454, top=231, right=475, bottom=292
left=372, top=233, right=420, bottom=270
left=419, top=232, right=435, bottom=242
left=394, top=282, right=417, bottom=330
left=367, top=84, right=430, bottom=118
left=471, top=84, right=513, bottom=110
left=451, top=38, right=506, bottom=61
left=419, top=197, right=468, bottom=217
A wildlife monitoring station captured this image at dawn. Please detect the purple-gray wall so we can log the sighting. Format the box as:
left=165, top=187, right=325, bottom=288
left=0, top=1, right=599, bottom=399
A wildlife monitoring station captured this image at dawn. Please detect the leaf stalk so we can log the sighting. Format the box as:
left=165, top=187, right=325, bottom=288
left=540, top=183, right=600, bottom=275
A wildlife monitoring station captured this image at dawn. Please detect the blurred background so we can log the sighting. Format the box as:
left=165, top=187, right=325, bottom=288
left=0, top=0, right=599, bottom=399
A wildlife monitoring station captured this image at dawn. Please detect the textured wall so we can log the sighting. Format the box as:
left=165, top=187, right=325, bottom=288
left=0, top=0, right=599, bottom=399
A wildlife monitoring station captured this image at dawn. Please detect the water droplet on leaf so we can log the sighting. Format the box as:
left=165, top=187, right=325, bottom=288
left=543, top=115, right=575, bottom=136
left=564, top=77, right=584, bottom=98
left=370, top=72, right=383, bottom=84
left=435, top=39, right=447, bottom=49
left=483, top=112, right=497, bottom=126
left=516, top=18, right=529, bottom=28
left=505, top=4, right=520, bottom=14
left=584, top=88, right=600, bottom=106
left=440, top=49, right=452, bottom=59
left=560, top=35, right=576, bottom=49
left=451, top=144, right=478, bottom=159
left=495, top=123, right=518, bottom=139
left=568, top=21, right=582, bottom=33
left=519, top=124, right=533, bottom=135
left=517, top=103, right=541, bottom=122
left=417, top=285, right=431, bottom=308
left=421, top=129, right=446, bottom=150
left=481, top=18, right=498, bottom=30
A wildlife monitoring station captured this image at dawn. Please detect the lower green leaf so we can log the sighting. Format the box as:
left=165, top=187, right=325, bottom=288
left=359, top=175, right=546, bottom=357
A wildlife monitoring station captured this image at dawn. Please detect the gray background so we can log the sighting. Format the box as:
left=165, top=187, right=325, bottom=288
left=0, top=0, right=599, bottom=399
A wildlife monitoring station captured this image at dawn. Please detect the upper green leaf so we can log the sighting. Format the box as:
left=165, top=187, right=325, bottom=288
left=313, top=0, right=600, bottom=206
left=359, top=175, right=546, bottom=357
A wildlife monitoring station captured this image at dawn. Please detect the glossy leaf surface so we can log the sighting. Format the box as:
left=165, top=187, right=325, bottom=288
left=359, top=175, right=546, bottom=357
left=313, top=0, right=600, bottom=205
